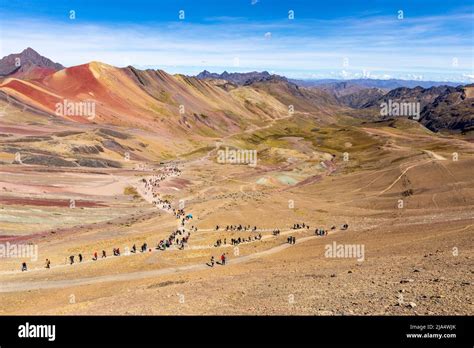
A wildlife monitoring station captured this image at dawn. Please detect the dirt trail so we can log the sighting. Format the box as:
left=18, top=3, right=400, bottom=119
left=379, top=159, right=432, bottom=195
left=379, top=150, right=447, bottom=195
left=423, top=150, right=447, bottom=161
left=0, top=235, right=317, bottom=293
left=0, top=227, right=308, bottom=276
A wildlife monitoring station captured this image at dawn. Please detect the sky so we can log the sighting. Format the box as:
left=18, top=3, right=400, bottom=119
left=0, top=0, right=473, bottom=82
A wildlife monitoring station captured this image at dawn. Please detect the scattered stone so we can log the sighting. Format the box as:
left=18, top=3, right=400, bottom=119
left=330, top=273, right=336, bottom=278
left=407, top=302, right=417, bottom=308
left=431, top=295, right=445, bottom=299
left=400, top=278, right=414, bottom=284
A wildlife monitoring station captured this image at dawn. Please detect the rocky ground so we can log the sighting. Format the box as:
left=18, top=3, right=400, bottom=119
left=0, top=115, right=472, bottom=315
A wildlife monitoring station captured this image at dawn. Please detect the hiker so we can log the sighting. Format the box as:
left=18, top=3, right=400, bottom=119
left=21, top=262, right=27, bottom=272
left=342, top=223, right=349, bottom=230
left=69, top=255, right=75, bottom=265
left=131, top=244, right=136, bottom=253
left=210, top=256, right=215, bottom=267
left=221, top=253, right=226, bottom=265
left=78, top=254, right=83, bottom=262
left=45, top=259, right=50, bottom=269
left=93, top=252, right=98, bottom=261
left=102, top=250, right=107, bottom=258
left=292, top=236, right=296, bottom=244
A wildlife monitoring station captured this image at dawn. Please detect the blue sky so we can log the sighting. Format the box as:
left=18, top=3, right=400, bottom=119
left=1, top=0, right=473, bottom=82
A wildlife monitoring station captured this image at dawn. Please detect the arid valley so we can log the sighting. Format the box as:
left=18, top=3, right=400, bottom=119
left=0, top=48, right=472, bottom=315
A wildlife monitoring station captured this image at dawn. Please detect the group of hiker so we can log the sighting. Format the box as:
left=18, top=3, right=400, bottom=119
left=231, top=234, right=262, bottom=245
left=216, top=224, right=259, bottom=232
left=152, top=198, right=172, bottom=211
left=209, top=253, right=227, bottom=267
left=141, top=167, right=196, bottom=233
left=141, top=166, right=181, bottom=212
left=315, top=228, right=328, bottom=236
left=158, top=228, right=192, bottom=250
left=293, top=223, right=310, bottom=230
left=67, top=254, right=84, bottom=265
left=213, top=234, right=263, bottom=247
left=20, top=221, right=349, bottom=271
left=20, top=164, right=192, bottom=273
left=142, top=166, right=181, bottom=192
left=29, top=230, right=192, bottom=271
left=142, top=166, right=194, bottom=250
left=173, top=209, right=194, bottom=226
left=327, top=224, right=349, bottom=231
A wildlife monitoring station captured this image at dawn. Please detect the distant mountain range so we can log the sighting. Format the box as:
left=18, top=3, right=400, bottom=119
left=311, top=81, right=387, bottom=108
left=419, top=85, right=474, bottom=132
left=195, top=70, right=462, bottom=90
left=196, top=70, right=289, bottom=86
left=290, top=78, right=462, bottom=90
left=313, top=82, right=473, bottom=132
left=194, top=70, right=473, bottom=132
left=0, top=48, right=472, bottom=134
left=0, top=47, right=64, bottom=79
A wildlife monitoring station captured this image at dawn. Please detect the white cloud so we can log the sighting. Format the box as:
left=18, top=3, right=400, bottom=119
left=0, top=12, right=472, bottom=82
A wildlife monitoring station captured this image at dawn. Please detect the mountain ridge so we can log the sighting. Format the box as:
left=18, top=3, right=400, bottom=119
left=0, top=47, right=64, bottom=79
left=1, top=49, right=472, bottom=134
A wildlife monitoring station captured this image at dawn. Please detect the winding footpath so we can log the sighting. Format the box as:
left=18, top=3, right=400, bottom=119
left=0, top=235, right=317, bottom=293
